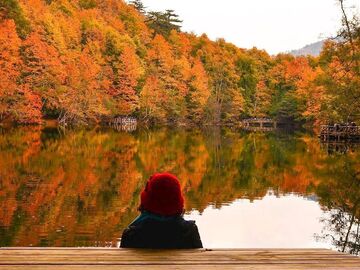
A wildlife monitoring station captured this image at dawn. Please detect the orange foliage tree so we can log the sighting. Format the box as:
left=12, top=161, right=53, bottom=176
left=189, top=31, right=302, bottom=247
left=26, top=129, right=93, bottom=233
left=0, top=19, right=21, bottom=121
left=0, top=0, right=357, bottom=127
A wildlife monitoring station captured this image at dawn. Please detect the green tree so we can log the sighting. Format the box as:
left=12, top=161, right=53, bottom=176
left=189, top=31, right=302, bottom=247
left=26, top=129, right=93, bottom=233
left=129, top=0, right=146, bottom=14
left=146, top=10, right=182, bottom=37
left=79, top=0, right=97, bottom=10
left=318, top=0, right=360, bottom=123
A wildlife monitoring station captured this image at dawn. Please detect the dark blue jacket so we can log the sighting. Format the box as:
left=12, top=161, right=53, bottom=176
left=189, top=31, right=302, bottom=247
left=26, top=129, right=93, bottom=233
left=120, top=211, right=203, bottom=249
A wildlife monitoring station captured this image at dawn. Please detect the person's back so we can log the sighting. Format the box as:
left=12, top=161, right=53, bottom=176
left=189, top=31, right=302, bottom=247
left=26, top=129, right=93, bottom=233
left=120, top=212, right=202, bottom=248
left=120, top=173, right=202, bottom=249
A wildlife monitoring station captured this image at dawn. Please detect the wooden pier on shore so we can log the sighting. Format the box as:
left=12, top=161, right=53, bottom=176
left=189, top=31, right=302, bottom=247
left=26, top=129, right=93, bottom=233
left=102, top=116, right=137, bottom=132
left=240, top=118, right=288, bottom=132
left=320, top=124, right=360, bottom=141
left=1, top=248, right=359, bottom=269
left=242, top=118, right=279, bottom=129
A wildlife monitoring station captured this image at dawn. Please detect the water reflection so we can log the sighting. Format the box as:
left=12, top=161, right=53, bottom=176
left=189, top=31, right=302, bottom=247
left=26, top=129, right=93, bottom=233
left=0, top=126, right=359, bottom=254
left=185, top=193, right=327, bottom=248
left=315, top=159, right=360, bottom=255
left=320, top=142, right=360, bottom=155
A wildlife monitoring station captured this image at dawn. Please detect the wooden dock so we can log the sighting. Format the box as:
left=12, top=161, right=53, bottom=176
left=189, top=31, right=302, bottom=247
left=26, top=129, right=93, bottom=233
left=0, top=248, right=359, bottom=269
left=102, top=116, right=137, bottom=132
left=242, top=118, right=279, bottom=129
left=320, top=124, right=360, bottom=141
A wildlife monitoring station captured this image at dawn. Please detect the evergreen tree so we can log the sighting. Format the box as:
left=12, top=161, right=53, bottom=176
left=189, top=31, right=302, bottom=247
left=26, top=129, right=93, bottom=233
left=146, top=9, right=182, bottom=37
left=129, top=0, right=146, bottom=14
left=164, top=9, right=182, bottom=30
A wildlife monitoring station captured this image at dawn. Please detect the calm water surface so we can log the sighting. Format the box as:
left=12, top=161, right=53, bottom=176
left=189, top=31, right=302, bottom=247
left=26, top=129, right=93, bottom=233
left=0, top=126, right=359, bottom=255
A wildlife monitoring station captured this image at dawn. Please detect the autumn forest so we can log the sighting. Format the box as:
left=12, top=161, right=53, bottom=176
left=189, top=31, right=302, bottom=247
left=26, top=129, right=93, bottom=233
left=0, top=0, right=359, bottom=126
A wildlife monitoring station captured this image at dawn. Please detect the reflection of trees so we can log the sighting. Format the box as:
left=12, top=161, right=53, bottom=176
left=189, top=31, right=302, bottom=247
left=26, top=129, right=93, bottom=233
left=137, top=128, right=320, bottom=210
left=0, top=127, right=142, bottom=247
left=315, top=158, right=360, bottom=255
left=1, top=126, right=359, bottom=250
left=136, top=128, right=211, bottom=210
left=320, top=142, right=360, bottom=155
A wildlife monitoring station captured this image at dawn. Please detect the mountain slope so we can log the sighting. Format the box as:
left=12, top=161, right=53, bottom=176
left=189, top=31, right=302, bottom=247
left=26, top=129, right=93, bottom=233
left=289, top=40, right=326, bottom=56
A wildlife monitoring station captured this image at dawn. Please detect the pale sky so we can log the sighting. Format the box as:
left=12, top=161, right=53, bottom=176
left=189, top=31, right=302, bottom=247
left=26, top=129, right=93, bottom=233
left=138, top=0, right=360, bottom=54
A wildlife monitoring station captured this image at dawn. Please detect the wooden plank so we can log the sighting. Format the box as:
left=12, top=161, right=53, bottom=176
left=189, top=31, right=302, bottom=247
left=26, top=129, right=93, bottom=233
left=0, top=248, right=358, bottom=270
left=0, top=248, right=341, bottom=252
left=1, top=253, right=352, bottom=259
left=0, top=251, right=356, bottom=261
left=0, top=248, right=345, bottom=255
left=0, top=253, right=358, bottom=261
left=0, top=249, right=353, bottom=261
left=1, top=266, right=360, bottom=270
left=0, top=264, right=358, bottom=268
left=0, top=249, right=351, bottom=259
left=0, top=259, right=360, bottom=264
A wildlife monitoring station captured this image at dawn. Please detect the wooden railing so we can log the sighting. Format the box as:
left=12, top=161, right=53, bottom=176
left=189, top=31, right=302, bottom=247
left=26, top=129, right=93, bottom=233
left=102, top=116, right=137, bottom=132
left=242, top=118, right=278, bottom=129
left=319, top=125, right=360, bottom=141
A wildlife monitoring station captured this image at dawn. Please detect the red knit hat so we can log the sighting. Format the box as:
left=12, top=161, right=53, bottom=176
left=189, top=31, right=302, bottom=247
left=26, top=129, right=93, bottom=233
left=140, top=173, right=184, bottom=216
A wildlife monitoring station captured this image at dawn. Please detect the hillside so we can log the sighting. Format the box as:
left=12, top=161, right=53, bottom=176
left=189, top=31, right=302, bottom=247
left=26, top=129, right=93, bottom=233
left=289, top=40, right=326, bottom=56
left=0, top=0, right=359, bottom=126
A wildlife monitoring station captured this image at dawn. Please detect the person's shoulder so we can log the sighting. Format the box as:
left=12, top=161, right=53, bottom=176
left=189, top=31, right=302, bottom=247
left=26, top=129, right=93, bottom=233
left=120, top=224, right=137, bottom=239
left=180, top=218, right=197, bottom=227
left=178, top=218, right=200, bottom=233
left=120, top=222, right=146, bottom=248
left=120, top=226, right=132, bottom=248
left=180, top=218, right=203, bottom=248
left=179, top=217, right=197, bottom=226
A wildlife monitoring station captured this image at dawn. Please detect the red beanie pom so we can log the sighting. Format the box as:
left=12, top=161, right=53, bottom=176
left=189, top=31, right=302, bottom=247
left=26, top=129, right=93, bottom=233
left=140, top=173, right=184, bottom=216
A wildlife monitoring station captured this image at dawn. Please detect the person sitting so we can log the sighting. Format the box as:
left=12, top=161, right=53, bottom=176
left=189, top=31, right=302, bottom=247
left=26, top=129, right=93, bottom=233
left=120, top=172, right=203, bottom=249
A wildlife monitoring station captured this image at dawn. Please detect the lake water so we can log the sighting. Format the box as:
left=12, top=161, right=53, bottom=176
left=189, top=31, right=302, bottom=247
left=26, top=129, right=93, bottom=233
left=0, top=126, right=359, bottom=255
